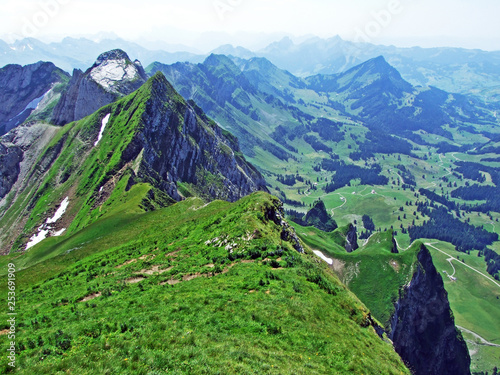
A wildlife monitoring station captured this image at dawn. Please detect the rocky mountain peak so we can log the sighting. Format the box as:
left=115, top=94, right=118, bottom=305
left=304, top=200, right=338, bottom=232
left=52, top=49, right=148, bottom=125
left=89, top=49, right=147, bottom=95
left=94, top=49, right=131, bottom=65
left=349, top=55, right=413, bottom=92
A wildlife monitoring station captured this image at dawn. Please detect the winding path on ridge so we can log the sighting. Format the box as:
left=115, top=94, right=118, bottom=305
left=393, top=238, right=419, bottom=252
left=425, top=242, right=500, bottom=288
left=330, top=193, right=347, bottom=215
left=446, top=257, right=457, bottom=277
left=456, top=326, right=500, bottom=347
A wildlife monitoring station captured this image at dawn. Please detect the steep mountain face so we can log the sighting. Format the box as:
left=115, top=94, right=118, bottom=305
left=0, top=71, right=266, bottom=252
left=128, top=72, right=267, bottom=202
left=0, top=142, right=22, bottom=198
left=147, top=54, right=316, bottom=160
left=0, top=62, right=69, bottom=135
left=295, top=228, right=471, bottom=375
left=52, top=49, right=148, bottom=125
left=390, top=245, right=471, bottom=375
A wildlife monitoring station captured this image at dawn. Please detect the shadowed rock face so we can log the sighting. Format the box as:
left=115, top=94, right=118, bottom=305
left=390, top=245, right=471, bottom=375
left=0, top=62, right=69, bottom=135
left=126, top=73, right=268, bottom=202
left=0, top=143, right=23, bottom=199
left=345, top=224, right=359, bottom=253
left=0, top=123, right=59, bottom=202
left=52, top=49, right=147, bottom=125
left=392, top=235, right=399, bottom=254
left=304, top=200, right=338, bottom=232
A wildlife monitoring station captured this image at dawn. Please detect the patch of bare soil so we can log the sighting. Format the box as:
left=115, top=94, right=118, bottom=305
left=79, top=292, right=102, bottom=302
left=389, top=260, right=400, bottom=273
left=136, top=265, right=173, bottom=275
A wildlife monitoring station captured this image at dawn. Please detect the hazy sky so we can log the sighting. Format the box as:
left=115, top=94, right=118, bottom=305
left=2, top=0, right=499, bottom=52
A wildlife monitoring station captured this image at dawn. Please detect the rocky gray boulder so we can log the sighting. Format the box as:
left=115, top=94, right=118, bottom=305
left=52, top=49, right=148, bottom=125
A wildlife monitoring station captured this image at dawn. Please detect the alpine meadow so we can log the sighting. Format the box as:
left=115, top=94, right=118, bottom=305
left=0, top=1, right=499, bottom=374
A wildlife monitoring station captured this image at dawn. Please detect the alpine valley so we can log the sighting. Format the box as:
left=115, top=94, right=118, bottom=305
left=0, top=36, right=499, bottom=375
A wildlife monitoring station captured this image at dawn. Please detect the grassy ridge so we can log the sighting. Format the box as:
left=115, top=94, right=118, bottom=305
left=293, top=224, right=419, bottom=326
left=0, top=192, right=410, bottom=374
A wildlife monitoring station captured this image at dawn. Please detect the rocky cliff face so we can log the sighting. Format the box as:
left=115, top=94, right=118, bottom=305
left=126, top=72, right=267, bottom=202
left=344, top=224, right=359, bottom=253
left=52, top=49, right=147, bottom=125
left=389, top=244, right=471, bottom=375
left=0, top=122, right=61, bottom=252
left=0, top=143, right=23, bottom=199
left=0, top=62, right=69, bottom=135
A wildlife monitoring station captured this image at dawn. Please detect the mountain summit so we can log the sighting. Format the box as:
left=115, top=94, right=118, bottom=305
left=51, top=49, right=148, bottom=125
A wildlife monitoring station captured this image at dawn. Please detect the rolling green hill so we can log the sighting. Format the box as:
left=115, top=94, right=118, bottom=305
left=0, top=192, right=411, bottom=374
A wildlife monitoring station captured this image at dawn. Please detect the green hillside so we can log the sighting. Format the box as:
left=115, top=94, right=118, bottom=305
left=0, top=193, right=410, bottom=374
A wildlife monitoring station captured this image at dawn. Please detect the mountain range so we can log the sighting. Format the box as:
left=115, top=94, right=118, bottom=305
left=1, top=42, right=499, bottom=374
left=3, top=35, right=500, bottom=103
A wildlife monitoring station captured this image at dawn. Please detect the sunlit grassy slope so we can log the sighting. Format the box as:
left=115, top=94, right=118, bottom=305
left=0, top=192, right=409, bottom=374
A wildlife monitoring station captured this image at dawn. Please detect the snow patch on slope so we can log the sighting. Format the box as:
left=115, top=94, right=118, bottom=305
left=10, top=89, right=52, bottom=126
left=26, top=229, right=50, bottom=250
left=26, top=197, right=69, bottom=250
left=313, top=250, right=333, bottom=265
left=25, top=89, right=52, bottom=111
left=90, top=59, right=138, bottom=91
left=94, top=114, right=111, bottom=147
left=46, top=196, right=70, bottom=224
